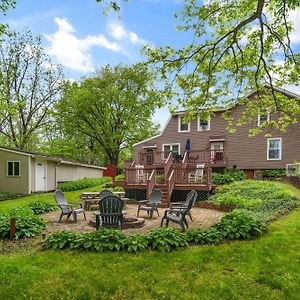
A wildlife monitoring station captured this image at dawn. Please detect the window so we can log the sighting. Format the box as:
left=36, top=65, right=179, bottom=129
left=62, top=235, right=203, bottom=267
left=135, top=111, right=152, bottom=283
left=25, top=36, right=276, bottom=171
left=197, top=115, right=210, bottom=131
left=162, top=144, right=180, bottom=159
left=178, top=116, right=190, bottom=132
left=267, top=138, right=282, bottom=160
left=258, top=110, right=270, bottom=126
left=7, top=161, right=21, bottom=176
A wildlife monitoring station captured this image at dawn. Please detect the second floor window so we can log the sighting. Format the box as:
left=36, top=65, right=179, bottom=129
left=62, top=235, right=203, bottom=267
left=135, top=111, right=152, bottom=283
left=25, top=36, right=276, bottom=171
left=258, top=110, right=270, bottom=126
left=178, top=116, right=190, bottom=132
left=198, top=115, right=210, bottom=131
left=7, top=161, right=20, bottom=176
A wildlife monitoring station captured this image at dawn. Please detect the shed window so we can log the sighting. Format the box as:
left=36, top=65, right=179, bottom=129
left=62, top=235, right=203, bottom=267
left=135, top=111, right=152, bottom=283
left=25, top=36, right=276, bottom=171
left=7, top=161, right=21, bottom=176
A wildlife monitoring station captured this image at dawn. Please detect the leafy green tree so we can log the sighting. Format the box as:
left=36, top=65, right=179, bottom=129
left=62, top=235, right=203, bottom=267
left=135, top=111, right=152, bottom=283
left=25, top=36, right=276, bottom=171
left=56, top=64, right=161, bottom=166
left=144, top=0, right=300, bottom=132
left=0, top=30, right=64, bottom=149
left=0, top=0, right=15, bottom=35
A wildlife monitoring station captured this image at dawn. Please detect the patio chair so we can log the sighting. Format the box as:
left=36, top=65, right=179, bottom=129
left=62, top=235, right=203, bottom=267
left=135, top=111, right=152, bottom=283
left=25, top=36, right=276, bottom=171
left=160, top=190, right=198, bottom=231
left=99, top=189, right=113, bottom=199
left=95, top=195, right=124, bottom=229
left=137, top=189, right=163, bottom=218
left=54, top=189, right=86, bottom=223
left=170, top=190, right=198, bottom=221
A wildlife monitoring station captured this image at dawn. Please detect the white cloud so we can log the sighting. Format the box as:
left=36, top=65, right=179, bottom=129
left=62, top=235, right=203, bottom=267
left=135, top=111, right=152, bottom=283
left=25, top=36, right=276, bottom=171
left=46, top=17, right=123, bottom=73
left=288, top=9, right=300, bottom=44
left=107, top=22, right=148, bottom=45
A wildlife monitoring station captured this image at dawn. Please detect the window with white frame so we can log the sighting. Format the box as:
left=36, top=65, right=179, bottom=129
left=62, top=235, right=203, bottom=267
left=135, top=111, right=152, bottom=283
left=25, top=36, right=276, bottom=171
left=162, top=144, right=180, bottom=159
left=197, top=115, right=210, bottom=131
left=267, top=138, right=282, bottom=160
left=178, top=116, right=190, bottom=132
left=258, top=110, right=270, bottom=126
left=7, top=161, right=21, bottom=176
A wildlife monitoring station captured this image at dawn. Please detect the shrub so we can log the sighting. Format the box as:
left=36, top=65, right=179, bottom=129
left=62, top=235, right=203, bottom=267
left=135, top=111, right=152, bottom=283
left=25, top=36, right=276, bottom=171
left=28, top=201, right=57, bottom=214
left=186, top=228, right=224, bottom=245
left=261, top=169, right=286, bottom=178
left=44, top=230, right=77, bottom=250
left=147, top=228, right=188, bottom=252
left=0, top=208, right=45, bottom=240
left=113, top=186, right=124, bottom=192
left=213, top=210, right=267, bottom=240
left=0, top=192, right=22, bottom=201
left=125, top=233, right=149, bottom=253
left=58, top=177, right=112, bottom=192
left=114, top=174, right=124, bottom=180
left=71, top=229, right=127, bottom=252
left=215, top=192, right=262, bottom=209
left=214, top=180, right=298, bottom=222
left=212, top=169, right=245, bottom=185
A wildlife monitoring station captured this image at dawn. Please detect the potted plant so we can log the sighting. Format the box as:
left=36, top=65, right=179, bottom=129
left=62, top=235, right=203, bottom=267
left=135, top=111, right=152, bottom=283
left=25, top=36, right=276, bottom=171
left=155, top=174, right=165, bottom=184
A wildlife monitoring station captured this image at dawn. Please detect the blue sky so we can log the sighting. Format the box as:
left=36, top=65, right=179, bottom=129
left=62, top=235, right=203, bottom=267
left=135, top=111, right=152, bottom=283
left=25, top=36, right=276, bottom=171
left=1, top=0, right=300, bottom=129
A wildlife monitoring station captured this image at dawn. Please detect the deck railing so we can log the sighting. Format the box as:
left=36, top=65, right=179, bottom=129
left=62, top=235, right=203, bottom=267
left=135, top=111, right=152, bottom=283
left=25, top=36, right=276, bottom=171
left=147, top=169, right=156, bottom=199
left=166, top=169, right=175, bottom=206
left=138, top=149, right=225, bottom=165
left=164, top=152, right=173, bottom=176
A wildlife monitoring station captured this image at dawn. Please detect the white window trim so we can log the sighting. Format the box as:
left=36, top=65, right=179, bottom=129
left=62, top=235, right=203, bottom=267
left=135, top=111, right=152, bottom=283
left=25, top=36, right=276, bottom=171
left=162, top=143, right=181, bottom=160
left=7, top=160, right=21, bottom=177
left=267, top=138, right=282, bottom=160
left=178, top=116, right=190, bottom=133
left=258, top=112, right=270, bottom=126
left=197, top=115, right=211, bottom=131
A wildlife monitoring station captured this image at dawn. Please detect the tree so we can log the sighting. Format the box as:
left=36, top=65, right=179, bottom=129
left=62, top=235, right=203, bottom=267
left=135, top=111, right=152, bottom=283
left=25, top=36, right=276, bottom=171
left=0, top=30, right=64, bottom=149
left=0, top=0, right=15, bottom=36
left=144, top=0, right=300, bottom=133
left=56, top=64, right=161, bottom=166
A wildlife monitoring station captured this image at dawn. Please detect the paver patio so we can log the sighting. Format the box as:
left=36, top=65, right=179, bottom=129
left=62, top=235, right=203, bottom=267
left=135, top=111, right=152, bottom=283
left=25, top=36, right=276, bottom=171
left=42, top=204, right=225, bottom=235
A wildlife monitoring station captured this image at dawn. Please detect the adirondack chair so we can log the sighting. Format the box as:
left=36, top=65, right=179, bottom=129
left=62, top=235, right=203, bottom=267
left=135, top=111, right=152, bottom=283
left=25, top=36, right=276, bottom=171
left=95, top=195, right=124, bottom=229
left=160, top=190, right=198, bottom=231
left=137, top=189, right=163, bottom=218
left=54, top=189, right=86, bottom=223
left=99, top=189, right=113, bottom=199
left=169, top=190, right=198, bottom=221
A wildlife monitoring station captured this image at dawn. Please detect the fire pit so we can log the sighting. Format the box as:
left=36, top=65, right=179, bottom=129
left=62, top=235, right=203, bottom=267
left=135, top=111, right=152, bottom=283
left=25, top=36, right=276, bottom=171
left=89, top=216, right=145, bottom=229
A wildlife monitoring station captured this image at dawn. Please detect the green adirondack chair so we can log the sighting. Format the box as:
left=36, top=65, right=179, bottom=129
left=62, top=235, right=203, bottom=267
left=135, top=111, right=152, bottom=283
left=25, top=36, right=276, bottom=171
left=95, top=195, right=124, bottom=229
left=160, top=190, right=198, bottom=231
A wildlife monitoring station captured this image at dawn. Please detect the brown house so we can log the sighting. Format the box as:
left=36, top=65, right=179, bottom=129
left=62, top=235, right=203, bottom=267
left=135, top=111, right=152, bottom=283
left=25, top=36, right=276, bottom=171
left=119, top=87, right=300, bottom=206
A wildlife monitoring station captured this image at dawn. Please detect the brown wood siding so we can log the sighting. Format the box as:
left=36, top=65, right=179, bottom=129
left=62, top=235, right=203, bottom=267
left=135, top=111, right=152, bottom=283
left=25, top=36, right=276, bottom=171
left=135, top=96, right=300, bottom=170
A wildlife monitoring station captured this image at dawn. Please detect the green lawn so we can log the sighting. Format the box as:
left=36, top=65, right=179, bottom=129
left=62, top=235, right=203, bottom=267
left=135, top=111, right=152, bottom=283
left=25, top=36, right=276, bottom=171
left=0, top=184, right=106, bottom=214
left=0, top=184, right=299, bottom=299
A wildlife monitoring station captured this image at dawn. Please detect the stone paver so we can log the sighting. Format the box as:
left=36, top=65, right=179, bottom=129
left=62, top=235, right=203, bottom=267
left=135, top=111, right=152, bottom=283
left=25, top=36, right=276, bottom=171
left=42, top=204, right=225, bottom=235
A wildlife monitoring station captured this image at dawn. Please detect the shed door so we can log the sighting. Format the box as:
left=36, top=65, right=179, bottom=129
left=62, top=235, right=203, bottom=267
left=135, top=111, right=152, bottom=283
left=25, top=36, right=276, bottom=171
left=35, top=160, right=46, bottom=191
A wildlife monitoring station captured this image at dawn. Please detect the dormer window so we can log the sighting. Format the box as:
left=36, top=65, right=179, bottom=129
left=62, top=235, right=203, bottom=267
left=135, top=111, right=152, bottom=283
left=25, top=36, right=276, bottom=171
left=178, top=116, right=190, bottom=132
left=197, top=115, right=210, bottom=131
left=258, top=110, right=270, bottom=126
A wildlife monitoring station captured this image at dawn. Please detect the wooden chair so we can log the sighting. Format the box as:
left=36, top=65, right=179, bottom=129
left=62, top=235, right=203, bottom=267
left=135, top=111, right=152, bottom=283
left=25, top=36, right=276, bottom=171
left=95, top=195, right=124, bottom=229
left=54, top=189, right=86, bottom=223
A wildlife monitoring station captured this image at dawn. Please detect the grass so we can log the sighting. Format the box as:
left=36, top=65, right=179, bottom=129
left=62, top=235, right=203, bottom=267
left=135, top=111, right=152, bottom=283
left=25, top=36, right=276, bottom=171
left=0, top=184, right=106, bottom=214
left=0, top=182, right=299, bottom=299
left=0, top=208, right=298, bottom=299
